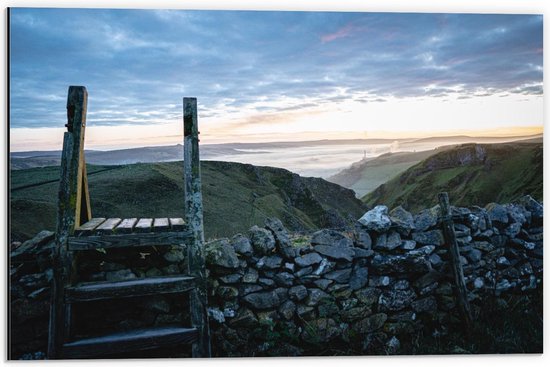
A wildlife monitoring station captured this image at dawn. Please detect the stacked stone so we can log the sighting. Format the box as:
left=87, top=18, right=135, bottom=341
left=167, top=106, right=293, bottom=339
left=9, top=196, right=544, bottom=358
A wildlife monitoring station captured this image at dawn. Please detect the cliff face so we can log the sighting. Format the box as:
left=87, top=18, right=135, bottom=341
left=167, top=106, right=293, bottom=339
left=9, top=196, right=543, bottom=358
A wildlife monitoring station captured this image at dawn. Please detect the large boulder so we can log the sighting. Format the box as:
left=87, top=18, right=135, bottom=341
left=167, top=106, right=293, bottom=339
left=358, top=206, right=391, bottom=232
left=370, top=253, right=432, bottom=274
left=389, top=206, right=415, bottom=234
left=243, top=290, right=283, bottom=310
left=311, top=229, right=353, bottom=248
left=248, top=226, right=276, bottom=256
left=205, top=238, right=240, bottom=269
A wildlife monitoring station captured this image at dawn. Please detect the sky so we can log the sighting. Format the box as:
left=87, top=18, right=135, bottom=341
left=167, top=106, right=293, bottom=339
left=9, top=8, right=543, bottom=151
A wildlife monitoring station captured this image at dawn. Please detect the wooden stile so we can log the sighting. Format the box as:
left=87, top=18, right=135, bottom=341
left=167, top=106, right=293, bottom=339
left=48, top=88, right=210, bottom=359
left=184, top=97, right=211, bottom=358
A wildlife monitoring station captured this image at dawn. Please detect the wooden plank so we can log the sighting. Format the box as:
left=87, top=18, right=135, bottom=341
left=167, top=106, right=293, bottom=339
left=61, top=326, right=198, bottom=359
left=169, top=217, right=185, bottom=231
left=48, top=86, right=88, bottom=359
left=68, top=231, right=192, bottom=251
left=65, top=275, right=195, bottom=303
left=438, top=192, right=473, bottom=331
left=135, top=218, right=153, bottom=233
left=183, top=97, right=211, bottom=358
left=75, top=218, right=106, bottom=236
left=153, top=218, right=170, bottom=232
left=79, top=160, right=92, bottom=225
left=115, top=218, right=138, bottom=234
left=95, top=218, right=122, bottom=235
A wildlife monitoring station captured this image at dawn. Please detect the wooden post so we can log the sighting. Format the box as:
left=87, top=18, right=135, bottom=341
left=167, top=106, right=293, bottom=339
left=48, top=86, right=88, bottom=358
left=183, top=98, right=211, bottom=358
left=438, top=192, right=473, bottom=331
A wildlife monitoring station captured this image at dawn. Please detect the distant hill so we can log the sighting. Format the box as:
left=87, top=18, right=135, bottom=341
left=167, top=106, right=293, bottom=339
left=10, top=161, right=367, bottom=242
left=327, top=148, right=450, bottom=197
left=362, top=142, right=543, bottom=212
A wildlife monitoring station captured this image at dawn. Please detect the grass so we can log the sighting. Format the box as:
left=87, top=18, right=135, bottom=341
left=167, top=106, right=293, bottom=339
left=10, top=160, right=367, bottom=242
left=363, top=143, right=543, bottom=212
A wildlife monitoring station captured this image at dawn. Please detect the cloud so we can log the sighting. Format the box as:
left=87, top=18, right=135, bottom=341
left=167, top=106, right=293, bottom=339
left=8, top=9, right=543, bottom=132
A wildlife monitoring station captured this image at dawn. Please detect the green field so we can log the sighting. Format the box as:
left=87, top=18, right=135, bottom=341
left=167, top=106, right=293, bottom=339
left=362, top=142, right=543, bottom=212
left=10, top=161, right=367, bottom=242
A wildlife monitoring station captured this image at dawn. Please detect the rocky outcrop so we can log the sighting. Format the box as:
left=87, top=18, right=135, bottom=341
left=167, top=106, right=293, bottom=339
left=9, top=195, right=543, bottom=358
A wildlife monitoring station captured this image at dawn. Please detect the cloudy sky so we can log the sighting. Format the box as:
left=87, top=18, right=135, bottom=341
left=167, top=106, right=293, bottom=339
left=9, top=8, right=543, bottom=150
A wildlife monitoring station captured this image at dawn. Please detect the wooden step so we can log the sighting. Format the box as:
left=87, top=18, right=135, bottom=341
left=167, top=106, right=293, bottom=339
left=74, top=217, right=187, bottom=236
left=65, top=275, right=196, bottom=303
left=61, top=326, right=198, bottom=358
left=68, top=231, right=192, bottom=250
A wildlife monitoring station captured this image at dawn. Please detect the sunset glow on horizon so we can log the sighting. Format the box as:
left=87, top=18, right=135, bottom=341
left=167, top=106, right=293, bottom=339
left=9, top=9, right=543, bottom=152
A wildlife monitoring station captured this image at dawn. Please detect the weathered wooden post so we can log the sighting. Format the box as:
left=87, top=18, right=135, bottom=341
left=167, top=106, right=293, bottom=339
left=438, top=192, right=473, bottom=331
left=183, top=98, right=211, bottom=358
left=48, top=86, right=89, bottom=358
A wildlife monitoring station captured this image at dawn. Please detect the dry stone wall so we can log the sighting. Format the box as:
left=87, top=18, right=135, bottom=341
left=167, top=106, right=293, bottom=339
left=9, top=196, right=543, bottom=358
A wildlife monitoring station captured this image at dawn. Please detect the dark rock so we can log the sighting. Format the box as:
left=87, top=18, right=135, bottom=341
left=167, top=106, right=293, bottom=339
left=378, top=289, right=416, bottom=311
left=374, top=231, right=401, bottom=251
left=217, top=286, right=239, bottom=299
left=504, top=223, right=522, bottom=238
left=341, top=306, right=372, bottom=322
left=208, top=307, right=225, bottom=323
left=278, top=300, right=296, bottom=320
left=390, top=206, right=415, bottom=234
left=353, top=248, right=374, bottom=258
left=412, top=230, right=444, bottom=246
left=411, top=296, right=437, bottom=313
left=353, top=313, right=388, bottom=334
left=205, top=238, right=240, bottom=269
left=162, top=264, right=180, bottom=275
left=106, top=269, right=136, bottom=282
left=241, top=284, right=263, bottom=295
left=371, top=253, right=432, bottom=274
left=355, top=287, right=382, bottom=306
left=506, top=204, right=529, bottom=225
left=429, top=253, right=443, bottom=267
left=220, top=273, right=242, bottom=284
left=305, top=288, right=332, bottom=306
left=258, top=277, right=275, bottom=287
left=519, top=195, right=543, bottom=224
left=312, top=258, right=333, bottom=276
left=295, top=252, right=323, bottom=267
left=248, top=226, right=276, bottom=256
left=311, top=229, right=353, bottom=248
left=400, top=240, right=417, bottom=250
left=289, top=285, right=308, bottom=301
left=296, top=305, right=316, bottom=320
left=313, top=279, right=332, bottom=290
left=243, top=290, right=283, bottom=310
left=414, top=208, right=438, bottom=232
left=265, top=217, right=296, bottom=259
left=368, top=275, right=391, bottom=287
left=324, top=268, right=352, bottom=283
left=257, top=255, right=282, bottom=270
left=350, top=265, right=369, bottom=290
left=229, top=308, right=259, bottom=328
left=318, top=300, right=340, bottom=317
left=486, top=203, right=509, bottom=226
left=10, top=230, right=54, bottom=261
left=231, top=234, right=253, bottom=257
left=354, top=225, right=372, bottom=249
left=472, top=241, right=495, bottom=252
left=243, top=268, right=259, bottom=283
left=358, top=205, right=391, bottom=232
left=274, top=272, right=295, bottom=287
left=409, top=245, right=436, bottom=256
left=314, top=245, right=354, bottom=262
left=392, top=280, right=410, bottom=290
left=465, top=248, right=482, bottom=263
left=163, top=247, right=185, bottom=263
left=295, top=266, right=313, bottom=277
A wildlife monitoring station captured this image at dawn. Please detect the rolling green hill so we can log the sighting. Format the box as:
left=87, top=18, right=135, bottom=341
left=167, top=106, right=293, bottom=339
left=362, top=142, right=543, bottom=212
left=327, top=148, right=453, bottom=197
left=10, top=161, right=367, bottom=242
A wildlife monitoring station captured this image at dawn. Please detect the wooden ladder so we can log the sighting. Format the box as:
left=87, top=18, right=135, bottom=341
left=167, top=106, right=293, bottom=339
left=47, top=86, right=211, bottom=359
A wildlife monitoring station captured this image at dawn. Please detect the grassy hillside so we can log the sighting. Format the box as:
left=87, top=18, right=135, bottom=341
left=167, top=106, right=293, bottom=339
left=10, top=161, right=366, bottom=242
left=362, top=142, right=543, bottom=212
left=327, top=148, right=452, bottom=197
